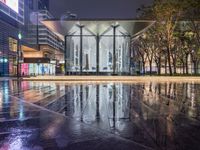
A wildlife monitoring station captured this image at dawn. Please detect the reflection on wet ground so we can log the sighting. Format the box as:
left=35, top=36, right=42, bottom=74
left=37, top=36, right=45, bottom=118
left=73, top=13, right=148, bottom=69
left=0, top=80, right=200, bottom=150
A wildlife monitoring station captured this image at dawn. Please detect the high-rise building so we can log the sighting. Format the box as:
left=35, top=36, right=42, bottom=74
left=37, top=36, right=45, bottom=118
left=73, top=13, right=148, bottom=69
left=0, top=0, right=64, bottom=76
left=0, top=0, right=25, bottom=24
left=22, top=10, right=64, bottom=76
left=0, top=0, right=39, bottom=76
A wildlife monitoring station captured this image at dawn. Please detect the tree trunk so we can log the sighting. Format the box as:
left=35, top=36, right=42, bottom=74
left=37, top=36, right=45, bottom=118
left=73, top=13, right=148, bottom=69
left=165, top=57, right=167, bottom=75
left=174, top=65, right=177, bottom=74
left=156, top=62, right=159, bottom=75
left=167, top=47, right=173, bottom=75
left=173, top=59, right=177, bottom=74
left=186, top=54, right=189, bottom=74
left=158, top=57, right=161, bottom=75
left=156, top=62, right=161, bottom=75
left=150, top=60, right=152, bottom=75
left=182, top=63, right=185, bottom=74
left=193, top=61, right=198, bottom=75
left=156, top=57, right=161, bottom=75
left=142, top=61, right=145, bottom=75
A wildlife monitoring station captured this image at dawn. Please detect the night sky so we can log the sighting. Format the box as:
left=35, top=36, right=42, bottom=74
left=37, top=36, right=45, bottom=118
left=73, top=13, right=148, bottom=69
left=49, top=0, right=153, bottom=19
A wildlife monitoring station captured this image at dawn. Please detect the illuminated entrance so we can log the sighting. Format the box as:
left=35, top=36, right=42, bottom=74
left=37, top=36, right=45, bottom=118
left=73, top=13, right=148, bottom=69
left=42, top=19, right=154, bottom=75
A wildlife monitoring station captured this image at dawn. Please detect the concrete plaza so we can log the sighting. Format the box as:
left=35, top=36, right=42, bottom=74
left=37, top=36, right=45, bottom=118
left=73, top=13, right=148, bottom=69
left=0, top=77, right=200, bottom=149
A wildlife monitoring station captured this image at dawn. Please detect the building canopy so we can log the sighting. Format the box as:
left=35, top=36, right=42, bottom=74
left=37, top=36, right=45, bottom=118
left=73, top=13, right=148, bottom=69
left=41, top=19, right=155, bottom=38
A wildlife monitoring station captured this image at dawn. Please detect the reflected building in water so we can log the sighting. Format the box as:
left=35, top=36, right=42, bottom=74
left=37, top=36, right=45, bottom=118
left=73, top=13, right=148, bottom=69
left=63, top=83, right=131, bottom=129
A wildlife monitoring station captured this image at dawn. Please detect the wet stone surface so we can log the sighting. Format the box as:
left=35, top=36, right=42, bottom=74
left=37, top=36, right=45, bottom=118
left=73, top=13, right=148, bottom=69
left=0, top=80, right=200, bottom=150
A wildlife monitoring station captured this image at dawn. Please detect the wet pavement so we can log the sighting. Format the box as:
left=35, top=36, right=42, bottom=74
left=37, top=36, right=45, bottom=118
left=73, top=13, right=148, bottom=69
left=0, top=79, right=200, bottom=150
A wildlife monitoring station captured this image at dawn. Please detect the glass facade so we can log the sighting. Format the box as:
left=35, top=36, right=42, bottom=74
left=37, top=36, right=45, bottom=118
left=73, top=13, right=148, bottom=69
left=21, top=63, right=55, bottom=76
left=0, top=20, right=19, bottom=76
left=65, top=26, right=130, bottom=75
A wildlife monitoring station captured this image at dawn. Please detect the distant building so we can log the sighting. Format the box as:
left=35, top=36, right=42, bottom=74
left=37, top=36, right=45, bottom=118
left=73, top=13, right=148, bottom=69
left=22, top=10, right=64, bottom=76
left=0, top=0, right=64, bottom=76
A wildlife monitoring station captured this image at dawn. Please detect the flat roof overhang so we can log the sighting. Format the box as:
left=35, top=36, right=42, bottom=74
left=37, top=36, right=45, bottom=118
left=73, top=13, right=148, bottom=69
left=41, top=19, right=155, bottom=38
left=22, top=45, right=38, bottom=52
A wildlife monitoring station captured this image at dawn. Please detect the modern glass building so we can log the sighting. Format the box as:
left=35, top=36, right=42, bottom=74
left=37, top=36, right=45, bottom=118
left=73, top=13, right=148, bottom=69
left=0, top=0, right=41, bottom=76
left=0, top=0, right=25, bottom=76
left=42, top=19, right=154, bottom=75
left=0, top=0, right=64, bottom=76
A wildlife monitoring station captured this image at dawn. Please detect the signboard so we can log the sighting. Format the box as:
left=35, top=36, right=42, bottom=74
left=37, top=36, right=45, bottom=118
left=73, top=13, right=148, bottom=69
left=0, top=0, right=19, bottom=13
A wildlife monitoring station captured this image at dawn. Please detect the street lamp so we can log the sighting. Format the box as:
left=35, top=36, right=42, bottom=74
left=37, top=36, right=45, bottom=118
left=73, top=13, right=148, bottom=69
left=17, top=32, right=22, bottom=78
left=18, top=33, right=22, bottom=40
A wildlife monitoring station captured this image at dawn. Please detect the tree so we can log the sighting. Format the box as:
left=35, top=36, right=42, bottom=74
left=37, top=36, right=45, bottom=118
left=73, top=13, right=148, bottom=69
left=138, top=0, right=185, bottom=75
left=183, top=1, right=200, bottom=74
left=136, top=0, right=200, bottom=75
left=133, top=39, right=148, bottom=74
left=155, top=0, right=186, bottom=75
left=139, top=34, right=154, bottom=75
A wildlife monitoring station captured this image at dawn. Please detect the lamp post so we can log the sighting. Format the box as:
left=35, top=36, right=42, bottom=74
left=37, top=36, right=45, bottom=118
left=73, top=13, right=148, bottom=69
left=17, top=32, right=22, bottom=78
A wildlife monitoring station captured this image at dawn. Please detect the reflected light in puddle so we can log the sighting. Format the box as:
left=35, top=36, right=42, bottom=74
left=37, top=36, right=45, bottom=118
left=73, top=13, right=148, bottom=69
left=19, top=103, right=25, bottom=121
left=9, top=138, right=23, bottom=150
left=0, top=92, right=2, bottom=108
left=43, top=118, right=64, bottom=138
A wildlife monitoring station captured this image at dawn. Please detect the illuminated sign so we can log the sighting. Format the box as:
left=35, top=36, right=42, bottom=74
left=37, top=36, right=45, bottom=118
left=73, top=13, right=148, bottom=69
left=50, top=60, right=56, bottom=64
left=0, top=0, right=19, bottom=13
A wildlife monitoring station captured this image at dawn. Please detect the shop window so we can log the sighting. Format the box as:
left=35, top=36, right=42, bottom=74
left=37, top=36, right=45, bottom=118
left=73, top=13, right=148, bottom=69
left=9, top=56, right=17, bottom=76
left=21, top=64, right=29, bottom=76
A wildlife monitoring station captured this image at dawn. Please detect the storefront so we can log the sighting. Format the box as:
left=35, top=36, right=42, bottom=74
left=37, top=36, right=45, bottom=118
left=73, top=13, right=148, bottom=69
left=9, top=55, right=17, bottom=76
left=21, top=63, right=55, bottom=76
left=42, top=19, right=155, bottom=75
left=21, top=58, right=56, bottom=76
left=0, top=57, right=9, bottom=76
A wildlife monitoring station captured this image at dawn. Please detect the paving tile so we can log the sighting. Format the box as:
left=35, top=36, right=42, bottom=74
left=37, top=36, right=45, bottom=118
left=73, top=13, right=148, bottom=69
left=0, top=80, right=200, bottom=150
